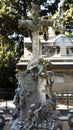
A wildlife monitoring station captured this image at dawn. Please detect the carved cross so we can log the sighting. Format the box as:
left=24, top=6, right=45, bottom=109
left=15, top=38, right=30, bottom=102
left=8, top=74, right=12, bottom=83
left=18, top=4, right=54, bottom=69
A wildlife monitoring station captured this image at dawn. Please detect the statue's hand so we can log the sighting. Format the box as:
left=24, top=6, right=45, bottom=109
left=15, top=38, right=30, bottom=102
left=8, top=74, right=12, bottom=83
left=18, top=20, right=26, bottom=28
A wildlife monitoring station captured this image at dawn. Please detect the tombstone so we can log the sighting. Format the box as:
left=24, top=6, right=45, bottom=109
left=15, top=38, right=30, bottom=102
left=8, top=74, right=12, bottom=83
left=10, top=4, right=62, bottom=130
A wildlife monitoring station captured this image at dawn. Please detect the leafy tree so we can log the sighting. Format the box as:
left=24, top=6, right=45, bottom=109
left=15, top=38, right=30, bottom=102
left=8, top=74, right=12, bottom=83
left=0, top=0, right=27, bottom=98
left=0, top=0, right=19, bottom=38
left=52, top=0, right=73, bottom=36
left=0, top=40, right=20, bottom=99
left=63, top=4, right=73, bottom=29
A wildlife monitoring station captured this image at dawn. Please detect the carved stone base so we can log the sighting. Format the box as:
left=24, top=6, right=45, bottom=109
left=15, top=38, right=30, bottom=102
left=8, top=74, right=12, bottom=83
left=10, top=58, right=62, bottom=130
left=10, top=101, right=62, bottom=130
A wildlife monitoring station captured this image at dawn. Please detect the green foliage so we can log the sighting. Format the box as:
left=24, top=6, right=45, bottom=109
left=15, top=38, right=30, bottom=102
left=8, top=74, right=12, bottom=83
left=52, top=3, right=73, bottom=32
left=0, top=0, right=22, bottom=94
left=63, top=4, right=73, bottom=28
left=0, top=40, right=19, bottom=91
left=0, top=0, right=19, bottom=37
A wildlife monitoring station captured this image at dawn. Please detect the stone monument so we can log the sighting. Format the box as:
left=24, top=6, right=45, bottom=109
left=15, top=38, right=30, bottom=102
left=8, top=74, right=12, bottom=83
left=10, top=4, right=62, bottom=130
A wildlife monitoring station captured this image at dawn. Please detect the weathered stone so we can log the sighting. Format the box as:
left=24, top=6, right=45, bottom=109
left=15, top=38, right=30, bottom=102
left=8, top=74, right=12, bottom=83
left=10, top=3, right=62, bottom=130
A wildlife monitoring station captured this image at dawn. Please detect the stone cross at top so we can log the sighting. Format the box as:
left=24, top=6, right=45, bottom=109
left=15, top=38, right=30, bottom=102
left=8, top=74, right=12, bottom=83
left=18, top=4, right=54, bottom=69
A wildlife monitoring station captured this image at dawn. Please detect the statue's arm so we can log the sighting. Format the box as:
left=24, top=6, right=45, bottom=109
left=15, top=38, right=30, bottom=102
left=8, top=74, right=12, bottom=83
left=45, top=19, right=53, bottom=27
left=18, top=20, right=36, bottom=31
left=35, top=65, right=44, bottom=78
left=40, top=19, right=55, bottom=40
left=18, top=20, right=28, bottom=28
left=40, top=19, right=55, bottom=30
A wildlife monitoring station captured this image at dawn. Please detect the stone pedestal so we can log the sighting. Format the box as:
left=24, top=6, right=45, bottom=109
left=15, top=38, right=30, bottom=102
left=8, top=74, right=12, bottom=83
left=10, top=58, right=62, bottom=130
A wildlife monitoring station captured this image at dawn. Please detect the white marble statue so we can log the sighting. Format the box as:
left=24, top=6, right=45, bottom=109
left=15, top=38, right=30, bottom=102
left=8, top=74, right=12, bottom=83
left=18, top=4, right=54, bottom=70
